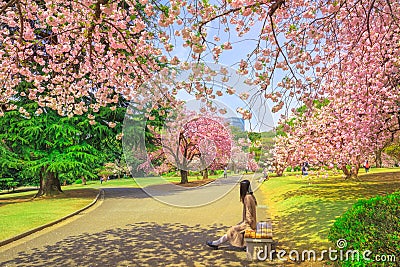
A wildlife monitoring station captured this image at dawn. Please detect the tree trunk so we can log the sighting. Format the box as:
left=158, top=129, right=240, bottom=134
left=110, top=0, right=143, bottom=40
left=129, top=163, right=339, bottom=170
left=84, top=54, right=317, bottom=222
left=341, top=165, right=351, bottom=179
left=341, top=165, right=359, bottom=180
left=276, top=170, right=284, bottom=177
left=375, top=149, right=382, bottom=168
left=202, top=168, right=209, bottom=179
left=353, top=164, right=360, bottom=180
left=180, top=169, right=189, bottom=184
left=275, top=165, right=285, bottom=177
left=35, top=168, right=63, bottom=197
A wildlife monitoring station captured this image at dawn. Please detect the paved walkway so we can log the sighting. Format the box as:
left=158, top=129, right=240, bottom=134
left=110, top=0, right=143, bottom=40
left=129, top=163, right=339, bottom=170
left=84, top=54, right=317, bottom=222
left=0, top=177, right=273, bottom=266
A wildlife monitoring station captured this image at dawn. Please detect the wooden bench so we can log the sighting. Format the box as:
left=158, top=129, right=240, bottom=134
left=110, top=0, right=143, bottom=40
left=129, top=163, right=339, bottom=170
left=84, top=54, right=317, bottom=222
left=244, top=221, right=273, bottom=261
left=244, top=237, right=274, bottom=261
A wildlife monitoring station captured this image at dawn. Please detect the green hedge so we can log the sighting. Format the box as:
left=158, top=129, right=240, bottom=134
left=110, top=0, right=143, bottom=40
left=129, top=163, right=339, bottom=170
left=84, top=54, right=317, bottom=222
left=0, top=177, right=18, bottom=191
left=328, top=191, right=400, bottom=266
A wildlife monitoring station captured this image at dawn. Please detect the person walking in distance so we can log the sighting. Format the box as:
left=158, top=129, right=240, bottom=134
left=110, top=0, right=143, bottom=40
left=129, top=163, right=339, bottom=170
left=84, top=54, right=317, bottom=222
left=364, top=160, right=370, bottom=173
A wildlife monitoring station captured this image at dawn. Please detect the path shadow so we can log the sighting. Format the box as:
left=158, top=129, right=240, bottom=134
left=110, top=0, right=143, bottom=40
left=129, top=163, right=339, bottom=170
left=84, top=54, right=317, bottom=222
left=1, top=222, right=263, bottom=267
left=102, top=188, right=151, bottom=199
left=102, top=176, right=241, bottom=201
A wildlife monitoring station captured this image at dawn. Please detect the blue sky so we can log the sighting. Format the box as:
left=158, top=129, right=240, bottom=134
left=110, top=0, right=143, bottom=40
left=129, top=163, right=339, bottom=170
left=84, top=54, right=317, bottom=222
left=162, top=6, right=302, bottom=131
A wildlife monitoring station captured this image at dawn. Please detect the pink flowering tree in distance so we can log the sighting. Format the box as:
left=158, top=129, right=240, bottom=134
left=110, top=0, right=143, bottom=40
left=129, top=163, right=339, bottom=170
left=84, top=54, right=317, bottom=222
left=230, top=138, right=260, bottom=173
left=139, top=109, right=233, bottom=184
left=274, top=92, right=399, bottom=178
left=272, top=134, right=297, bottom=176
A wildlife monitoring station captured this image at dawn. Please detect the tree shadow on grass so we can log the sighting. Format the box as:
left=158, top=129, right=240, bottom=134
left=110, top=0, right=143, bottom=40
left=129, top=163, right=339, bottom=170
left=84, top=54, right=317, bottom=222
left=0, top=189, right=99, bottom=207
left=272, top=199, right=351, bottom=252
left=271, top=172, right=400, bottom=255
left=281, top=172, right=400, bottom=202
left=1, top=222, right=278, bottom=267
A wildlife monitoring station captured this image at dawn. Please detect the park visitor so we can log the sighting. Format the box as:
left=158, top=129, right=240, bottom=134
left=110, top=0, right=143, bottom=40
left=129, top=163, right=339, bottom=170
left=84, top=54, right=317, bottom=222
left=263, top=167, right=268, bottom=180
left=206, top=180, right=257, bottom=249
left=301, top=165, right=308, bottom=176
left=364, top=160, right=370, bottom=173
left=259, top=168, right=269, bottom=183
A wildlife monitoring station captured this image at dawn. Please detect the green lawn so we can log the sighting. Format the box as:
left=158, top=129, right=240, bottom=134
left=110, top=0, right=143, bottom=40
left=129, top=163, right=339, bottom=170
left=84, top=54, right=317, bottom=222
left=0, top=188, right=98, bottom=241
left=84, top=174, right=224, bottom=188
left=258, top=168, right=400, bottom=252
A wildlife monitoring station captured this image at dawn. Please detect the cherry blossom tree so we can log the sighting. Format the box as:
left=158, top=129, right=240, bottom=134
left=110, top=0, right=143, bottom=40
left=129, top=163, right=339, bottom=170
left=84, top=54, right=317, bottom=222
left=273, top=93, right=398, bottom=179
left=230, top=138, right=260, bottom=173
left=246, top=156, right=259, bottom=172
left=139, top=110, right=233, bottom=183
left=2, top=1, right=398, bottom=117
left=167, top=0, right=399, bottom=173
left=0, top=0, right=175, bottom=117
left=272, top=134, right=296, bottom=176
left=149, top=0, right=395, bottom=113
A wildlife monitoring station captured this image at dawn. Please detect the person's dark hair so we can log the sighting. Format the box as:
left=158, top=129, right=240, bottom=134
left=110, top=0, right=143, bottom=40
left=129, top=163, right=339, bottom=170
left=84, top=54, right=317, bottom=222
left=240, top=180, right=256, bottom=204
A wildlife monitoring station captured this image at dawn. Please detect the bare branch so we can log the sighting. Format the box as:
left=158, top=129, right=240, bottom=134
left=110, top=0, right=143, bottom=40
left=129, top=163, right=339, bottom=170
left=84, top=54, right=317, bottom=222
left=16, top=0, right=24, bottom=43
left=268, top=0, right=285, bottom=17
left=366, top=0, right=376, bottom=46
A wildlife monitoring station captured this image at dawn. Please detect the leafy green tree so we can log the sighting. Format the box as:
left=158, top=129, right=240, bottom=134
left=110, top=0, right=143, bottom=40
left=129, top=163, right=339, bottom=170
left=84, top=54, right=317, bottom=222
left=0, top=96, right=125, bottom=197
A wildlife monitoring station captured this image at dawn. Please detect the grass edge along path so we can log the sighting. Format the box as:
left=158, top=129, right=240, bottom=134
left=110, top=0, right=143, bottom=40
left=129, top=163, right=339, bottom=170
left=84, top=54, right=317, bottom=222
left=0, top=174, right=227, bottom=243
left=0, top=188, right=99, bottom=242
left=258, top=168, right=400, bottom=254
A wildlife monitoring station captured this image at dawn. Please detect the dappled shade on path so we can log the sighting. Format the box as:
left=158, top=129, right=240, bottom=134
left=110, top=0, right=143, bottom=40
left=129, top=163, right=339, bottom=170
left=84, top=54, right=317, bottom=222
left=1, top=222, right=250, bottom=267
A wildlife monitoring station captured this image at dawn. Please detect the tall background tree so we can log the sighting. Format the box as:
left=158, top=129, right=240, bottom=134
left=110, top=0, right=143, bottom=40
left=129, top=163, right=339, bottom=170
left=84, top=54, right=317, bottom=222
left=0, top=84, right=126, bottom=196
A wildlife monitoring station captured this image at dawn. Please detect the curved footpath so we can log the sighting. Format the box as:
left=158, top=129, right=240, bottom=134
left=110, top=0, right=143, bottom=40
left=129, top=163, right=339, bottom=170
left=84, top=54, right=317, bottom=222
left=0, top=177, right=275, bottom=267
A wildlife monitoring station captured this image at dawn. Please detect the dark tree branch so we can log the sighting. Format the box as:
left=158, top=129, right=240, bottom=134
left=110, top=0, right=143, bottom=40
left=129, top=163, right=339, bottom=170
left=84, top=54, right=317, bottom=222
left=366, top=0, right=376, bottom=46
left=16, top=0, right=24, bottom=43
left=268, top=0, right=285, bottom=17
left=0, top=0, right=16, bottom=15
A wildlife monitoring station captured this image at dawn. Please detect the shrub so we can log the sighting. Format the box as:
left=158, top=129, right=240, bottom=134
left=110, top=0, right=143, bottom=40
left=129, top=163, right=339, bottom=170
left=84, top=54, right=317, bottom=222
left=162, top=171, right=178, bottom=177
left=214, top=170, right=223, bottom=175
left=328, top=191, right=400, bottom=266
left=0, top=177, right=18, bottom=191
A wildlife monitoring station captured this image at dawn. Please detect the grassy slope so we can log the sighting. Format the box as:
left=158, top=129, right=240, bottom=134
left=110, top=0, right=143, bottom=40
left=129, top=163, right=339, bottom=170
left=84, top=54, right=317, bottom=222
left=258, top=168, right=400, bottom=252
left=0, top=188, right=98, bottom=241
